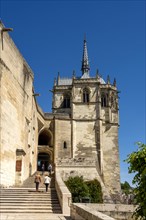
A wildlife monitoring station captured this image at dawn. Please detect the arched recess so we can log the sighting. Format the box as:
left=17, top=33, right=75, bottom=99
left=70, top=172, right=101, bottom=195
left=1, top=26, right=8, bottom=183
left=62, top=92, right=71, bottom=108
left=80, top=86, right=91, bottom=103
left=101, top=93, right=108, bottom=107
left=38, top=128, right=53, bottom=147
left=83, top=88, right=90, bottom=103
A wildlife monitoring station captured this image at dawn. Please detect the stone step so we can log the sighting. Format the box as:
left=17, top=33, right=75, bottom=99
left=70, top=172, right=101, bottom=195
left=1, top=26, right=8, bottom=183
left=0, top=197, right=59, bottom=200
left=0, top=210, right=62, bottom=213
left=0, top=194, right=59, bottom=197
left=0, top=188, right=56, bottom=192
left=0, top=207, right=62, bottom=213
left=0, top=205, right=61, bottom=209
left=1, top=202, right=59, bottom=205
left=0, top=203, right=60, bottom=206
left=0, top=196, right=59, bottom=200
left=0, top=213, right=72, bottom=220
left=0, top=195, right=58, bottom=198
left=0, top=191, right=57, bottom=195
left=0, top=190, right=57, bottom=194
left=0, top=195, right=59, bottom=199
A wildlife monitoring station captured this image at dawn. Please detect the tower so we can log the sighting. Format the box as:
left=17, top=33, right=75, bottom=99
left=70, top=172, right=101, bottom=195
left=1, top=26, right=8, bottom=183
left=52, top=38, right=121, bottom=200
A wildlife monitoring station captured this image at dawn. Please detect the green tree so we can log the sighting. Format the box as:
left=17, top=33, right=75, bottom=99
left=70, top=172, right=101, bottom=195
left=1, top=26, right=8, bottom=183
left=126, top=142, right=146, bottom=219
left=121, top=181, right=133, bottom=195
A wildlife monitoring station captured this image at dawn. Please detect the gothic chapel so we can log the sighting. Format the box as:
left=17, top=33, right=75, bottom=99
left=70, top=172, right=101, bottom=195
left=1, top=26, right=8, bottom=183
left=0, top=21, right=121, bottom=201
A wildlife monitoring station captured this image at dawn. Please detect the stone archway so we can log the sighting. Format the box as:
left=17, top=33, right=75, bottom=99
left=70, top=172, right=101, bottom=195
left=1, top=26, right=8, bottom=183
left=38, top=128, right=54, bottom=171
left=37, top=152, right=51, bottom=171
left=38, top=128, right=53, bottom=147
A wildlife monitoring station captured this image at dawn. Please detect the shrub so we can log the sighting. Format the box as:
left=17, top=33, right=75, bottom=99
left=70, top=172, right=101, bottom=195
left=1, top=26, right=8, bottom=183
left=86, top=179, right=103, bottom=203
left=65, top=176, right=90, bottom=202
left=65, top=176, right=103, bottom=203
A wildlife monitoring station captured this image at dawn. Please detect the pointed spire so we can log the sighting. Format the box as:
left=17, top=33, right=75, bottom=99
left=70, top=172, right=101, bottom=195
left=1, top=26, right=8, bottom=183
left=81, top=35, right=90, bottom=76
left=96, top=69, right=100, bottom=79
left=113, top=78, right=117, bottom=87
left=57, top=72, right=60, bottom=85
left=107, top=75, right=110, bottom=84
left=54, top=77, right=57, bottom=86
left=72, top=70, right=76, bottom=79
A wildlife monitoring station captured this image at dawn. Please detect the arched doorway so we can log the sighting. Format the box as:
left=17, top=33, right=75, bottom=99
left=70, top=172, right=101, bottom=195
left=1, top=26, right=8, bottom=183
left=37, top=152, right=51, bottom=171
left=38, top=128, right=54, bottom=171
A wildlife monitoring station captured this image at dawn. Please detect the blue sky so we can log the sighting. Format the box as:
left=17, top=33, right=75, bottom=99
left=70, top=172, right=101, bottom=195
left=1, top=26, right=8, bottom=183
left=1, top=0, right=145, bottom=185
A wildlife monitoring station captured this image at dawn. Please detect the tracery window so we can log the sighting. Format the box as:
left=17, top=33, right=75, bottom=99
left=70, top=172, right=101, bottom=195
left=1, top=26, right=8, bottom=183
left=83, top=88, right=90, bottom=103
left=101, top=93, right=108, bottom=107
left=63, top=94, right=70, bottom=108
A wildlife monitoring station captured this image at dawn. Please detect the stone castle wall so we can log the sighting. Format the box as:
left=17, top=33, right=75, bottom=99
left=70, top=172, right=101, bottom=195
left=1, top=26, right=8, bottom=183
left=55, top=119, right=72, bottom=159
left=73, top=121, right=97, bottom=158
left=101, top=123, right=121, bottom=195
left=0, top=23, right=38, bottom=186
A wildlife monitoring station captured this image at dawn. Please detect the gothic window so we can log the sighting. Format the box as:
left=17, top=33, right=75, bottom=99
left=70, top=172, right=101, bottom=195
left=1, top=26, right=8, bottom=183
left=63, top=94, right=70, bottom=108
left=101, top=93, right=108, bottom=107
left=83, top=88, right=90, bottom=103
left=63, top=141, right=67, bottom=149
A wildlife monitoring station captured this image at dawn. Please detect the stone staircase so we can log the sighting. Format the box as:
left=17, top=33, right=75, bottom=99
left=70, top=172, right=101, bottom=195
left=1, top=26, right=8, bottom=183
left=0, top=188, right=61, bottom=214
left=0, top=173, right=72, bottom=220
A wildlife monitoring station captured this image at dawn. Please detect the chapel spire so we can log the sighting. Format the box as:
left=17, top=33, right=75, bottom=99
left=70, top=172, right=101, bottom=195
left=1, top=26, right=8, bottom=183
left=81, top=35, right=90, bottom=77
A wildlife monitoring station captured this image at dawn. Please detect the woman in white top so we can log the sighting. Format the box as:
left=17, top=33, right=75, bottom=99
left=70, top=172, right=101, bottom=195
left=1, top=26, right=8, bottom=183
left=44, top=174, right=51, bottom=192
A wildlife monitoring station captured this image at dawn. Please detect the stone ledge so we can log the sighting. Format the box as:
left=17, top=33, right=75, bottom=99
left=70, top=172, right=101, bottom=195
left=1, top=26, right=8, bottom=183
left=71, top=203, right=115, bottom=220
left=56, top=158, right=97, bottom=166
left=71, top=203, right=137, bottom=220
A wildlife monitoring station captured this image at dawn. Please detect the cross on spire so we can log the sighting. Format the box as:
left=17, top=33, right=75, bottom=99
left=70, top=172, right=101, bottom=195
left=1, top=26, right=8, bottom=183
left=81, top=35, right=90, bottom=76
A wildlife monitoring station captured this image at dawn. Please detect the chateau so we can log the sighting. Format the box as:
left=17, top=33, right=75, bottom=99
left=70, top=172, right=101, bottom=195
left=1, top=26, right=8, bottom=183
left=0, top=21, right=121, bottom=202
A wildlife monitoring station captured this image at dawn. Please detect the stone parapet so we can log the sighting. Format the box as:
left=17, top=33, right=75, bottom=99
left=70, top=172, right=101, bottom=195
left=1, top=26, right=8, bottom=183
left=71, top=203, right=137, bottom=220
left=71, top=203, right=115, bottom=220
left=55, top=171, right=72, bottom=215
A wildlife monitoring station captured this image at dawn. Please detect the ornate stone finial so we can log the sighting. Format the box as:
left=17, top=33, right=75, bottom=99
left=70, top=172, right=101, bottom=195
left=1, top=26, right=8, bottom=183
left=54, top=77, right=57, bottom=86
left=72, top=70, right=76, bottom=79
left=57, top=72, right=60, bottom=85
left=107, top=75, right=110, bottom=84
left=96, top=69, right=100, bottom=79
left=81, top=36, right=90, bottom=76
left=113, top=78, right=117, bottom=87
